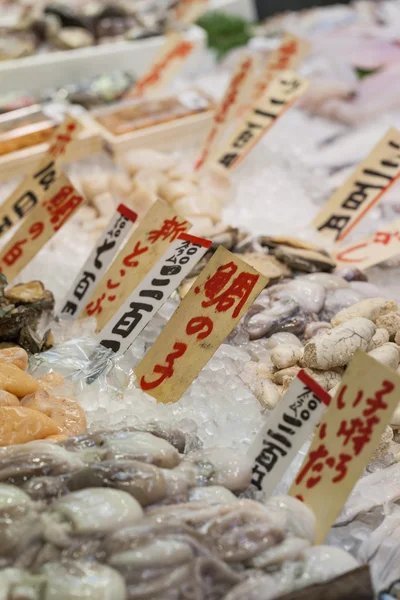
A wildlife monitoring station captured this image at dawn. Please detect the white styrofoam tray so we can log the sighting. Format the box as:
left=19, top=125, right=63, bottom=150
left=0, top=25, right=206, bottom=95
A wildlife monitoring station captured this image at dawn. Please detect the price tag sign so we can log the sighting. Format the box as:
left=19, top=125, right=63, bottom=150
left=174, top=0, right=209, bottom=24
left=126, top=34, right=195, bottom=99
left=0, top=174, right=84, bottom=282
left=98, top=232, right=211, bottom=355
left=214, top=71, right=308, bottom=171
left=250, top=33, right=310, bottom=106
left=249, top=370, right=330, bottom=497
left=334, top=219, right=400, bottom=270
left=135, top=246, right=268, bottom=403
left=59, top=204, right=138, bottom=319
left=289, top=350, right=400, bottom=544
left=81, top=200, right=191, bottom=332
left=195, top=54, right=255, bottom=170
left=312, top=128, right=400, bottom=244
left=0, top=115, right=81, bottom=240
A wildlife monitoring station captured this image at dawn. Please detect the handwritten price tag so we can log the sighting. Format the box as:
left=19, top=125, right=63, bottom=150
left=126, top=34, right=195, bottom=99
left=195, top=54, right=255, bottom=170
left=313, top=128, right=400, bottom=244
left=0, top=115, right=81, bottom=240
left=59, top=204, right=138, bottom=319
left=135, top=246, right=268, bottom=403
left=0, top=174, right=84, bottom=282
left=98, top=233, right=211, bottom=355
left=214, top=71, right=308, bottom=171
left=174, top=0, right=209, bottom=24
left=81, top=200, right=191, bottom=332
left=249, top=370, right=330, bottom=497
left=334, top=218, right=400, bottom=270
left=289, top=350, right=400, bottom=544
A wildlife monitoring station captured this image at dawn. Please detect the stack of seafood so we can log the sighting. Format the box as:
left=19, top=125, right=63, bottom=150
left=0, top=426, right=361, bottom=599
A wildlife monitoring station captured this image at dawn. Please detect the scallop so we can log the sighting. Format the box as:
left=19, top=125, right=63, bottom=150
left=21, top=391, right=86, bottom=437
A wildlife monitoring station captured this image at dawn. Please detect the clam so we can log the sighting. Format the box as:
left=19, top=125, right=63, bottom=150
left=274, top=245, right=336, bottom=273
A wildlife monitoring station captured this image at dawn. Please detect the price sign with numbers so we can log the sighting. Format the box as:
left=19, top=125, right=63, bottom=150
left=289, top=350, right=400, bottom=544
left=0, top=115, right=81, bottom=240
left=135, top=246, right=268, bottom=404
left=81, top=200, right=191, bottom=332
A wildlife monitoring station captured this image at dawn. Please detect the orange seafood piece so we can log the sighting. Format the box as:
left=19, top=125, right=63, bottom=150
left=0, top=363, right=38, bottom=397
left=0, top=406, right=59, bottom=445
left=0, top=347, right=28, bottom=371
left=21, top=390, right=86, bottom=436
left=37, top=371, right=65, bottom=392
left=0, top=390, right=19, bottom=407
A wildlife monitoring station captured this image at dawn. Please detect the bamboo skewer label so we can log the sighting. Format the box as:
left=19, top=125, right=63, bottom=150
left=334, top=218, right=400, bottom=270
left=214, top=71, right=309, bottom=171
left=135, top=246, right=268, bottom=404
left=0, top=174, right=84, bottom=282
left=98, top=233, right=211, bottom=355
left=0, top=115, right=81, bottom=240
left=126, top=34, right=195, bottom=99
left=195, top=54, right=255, bottom=170
left=289, top=350, right=400, bottom=544
left=59, top=204, right=138, bottom=319
left=248, top=370, right=330, bottom=498
left=81, top=200, right=191, bottom=333
left=313, top=128, right=400, bottom=244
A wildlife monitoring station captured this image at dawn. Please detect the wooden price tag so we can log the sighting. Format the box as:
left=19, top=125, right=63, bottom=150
left=214, top=71, right=309, bottom=171
left=250, top=33, right=310, bottom=106
left=126, top=34, right=195, bottom=99
left=334, top=218, right=400, bottom=270
left=289, top=349, right=400, bottom=544
left=98, top=233, right=211, bottom=355
left=81, top=200, right=191, bottom=332
left=312, top=128, right=400, bottom=244
left=58, top=204, right=138, bottom=319
left=135, top=246, right=268, bottom=403
left=249, top=370, right=330, bottom=497
left=195, top=54, right=255, bottom=170
left=0, top=173, right=84, bottom=282
left=174, top=0, right=209, bottom=25
left=0, top=115, right=81, bottom=241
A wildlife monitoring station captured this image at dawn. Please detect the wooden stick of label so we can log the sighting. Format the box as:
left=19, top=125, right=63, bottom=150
left=0, top=115, right=81, bottom=240
left=125, top=34, right=195, bottom=99
left=98, top=233, right=212, bottom=354
left=174, top=0, right=209, bottom=25
left=312, top=128, right=400, bottom=244
left=213, top=70, right=309, bottom=171
left=58, top=204, right=138, bottom=320
left=289, top=349, right=400, bottom=544
left=80, top=200, right=191, bottom=333
left=0, top=174, right=84, bottom=282
left=247, top=33, right=310, bottom=110
left=135, top=246, right=268, bottom=403
left=334, top=218, right=400, bottom=270
left=249, top=370, right=330, bottom=497
left=195, top=53, right=256, bottom=170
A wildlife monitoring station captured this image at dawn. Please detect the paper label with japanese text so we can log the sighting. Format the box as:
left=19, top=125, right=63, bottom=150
left=81, top=200, right=191, bottom=332
left=174, top=0, right=209, bottom=25
left=249, top=370, right=330, bottom=498
left=135, top=246, right=268, bottom=404
left=334, top=218, right=400, bottom=270
left=289, top=350, right=400, bottom=544
left=249, top=33, right=310, bottom=107
left=0, top=174, right=84, bottom=282
left=214, top=71, right=309, bottom=171
left=0, top=115, right=81, bottom=241
left=98, top=233, right=211, bottom=355
left=126, top=34, right=195, bottom=99
left=59, top=204, right=138, bottom=319
left=312, top=128, right=400, bottom=244
left=195, top=54, right=255, bottom=170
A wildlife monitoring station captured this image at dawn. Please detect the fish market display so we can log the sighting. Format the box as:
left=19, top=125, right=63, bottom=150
left=0, top=427, right=361, bottom=600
